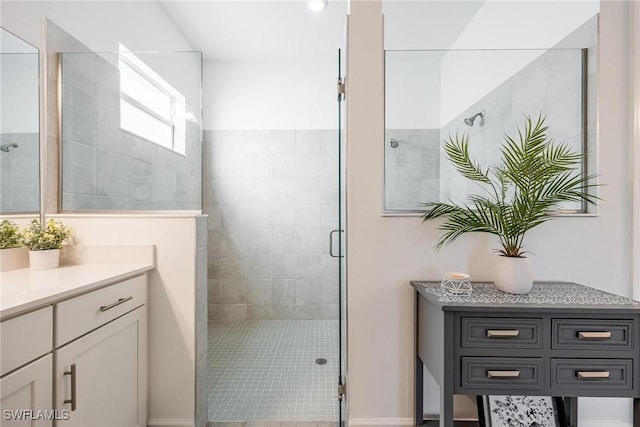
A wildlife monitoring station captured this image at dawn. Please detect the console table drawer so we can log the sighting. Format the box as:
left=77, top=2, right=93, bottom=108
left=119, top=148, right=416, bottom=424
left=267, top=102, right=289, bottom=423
left=551, top=359, right=633, bottom=390
left=552, top=319, right=634, bottom=350
left=461, top=357, right=543, bottom=389
left=461, top=317, right=542, bottom=348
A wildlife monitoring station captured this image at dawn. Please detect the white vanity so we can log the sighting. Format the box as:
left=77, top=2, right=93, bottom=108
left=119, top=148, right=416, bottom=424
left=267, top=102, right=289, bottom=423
left=0, top=255, right=154, bottom=426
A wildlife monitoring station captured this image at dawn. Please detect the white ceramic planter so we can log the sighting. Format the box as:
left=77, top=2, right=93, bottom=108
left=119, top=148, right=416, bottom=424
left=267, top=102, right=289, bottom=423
left=494, top=255, right=533, bottom=294
left=0, top=247, right=28, bottom=272
left=29, top=249, right=61, bottom=270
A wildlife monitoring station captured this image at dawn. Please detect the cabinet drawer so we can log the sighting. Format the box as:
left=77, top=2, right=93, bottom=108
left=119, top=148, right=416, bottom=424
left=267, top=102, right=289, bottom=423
left=55, top=275, right=146, bottom=347
left=461, top=357, right=543, bottom=390
left=551, top=359, right=632, bottom=390
left=1, top=306, right=53, bottom=376
left=552, top=319, right=634, bottom=350
left=461, top=317, right=542, bottom=348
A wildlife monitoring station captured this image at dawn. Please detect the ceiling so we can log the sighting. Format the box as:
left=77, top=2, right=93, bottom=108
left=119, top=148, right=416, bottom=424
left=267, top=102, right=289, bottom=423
left=158, top=0, right=349, bottom=61
left=158, top=0, right=484, bottom=61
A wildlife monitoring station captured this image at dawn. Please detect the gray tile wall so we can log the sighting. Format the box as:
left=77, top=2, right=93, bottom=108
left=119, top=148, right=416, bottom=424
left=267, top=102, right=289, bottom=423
left=0, top=132, right=39, bottom=212
left=384, top=129, right=440, bottom=211
left=60, top=52, right=202, bottom=211
left=440, top=17, right=597, bottom=209
left=195, top=215, right=208, bottom=427
left=204, top=130, right=340, bottom=321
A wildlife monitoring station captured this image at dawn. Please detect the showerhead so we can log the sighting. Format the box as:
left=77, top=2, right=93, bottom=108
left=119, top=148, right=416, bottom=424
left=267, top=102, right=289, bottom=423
left=0, top=143, right=18, bottom=153
left=464, top=110, right=485, bottom=127
left=389, top=138, right=399, bottom=149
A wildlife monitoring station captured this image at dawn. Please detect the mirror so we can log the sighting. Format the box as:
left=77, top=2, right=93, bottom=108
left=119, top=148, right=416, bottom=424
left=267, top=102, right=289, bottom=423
left=383, top=2, right=598, bottom=214
left=60, top=49, right=202, bottom=211
left=0, top=27, right=40, bottom=213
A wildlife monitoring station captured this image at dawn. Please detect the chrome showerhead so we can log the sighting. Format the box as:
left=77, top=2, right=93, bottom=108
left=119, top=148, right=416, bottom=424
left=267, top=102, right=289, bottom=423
left=389, top=138, right=399, bottom=148
left=464, top=110, right=485, bottom=126
left=0, top=143, right=18, bottom=153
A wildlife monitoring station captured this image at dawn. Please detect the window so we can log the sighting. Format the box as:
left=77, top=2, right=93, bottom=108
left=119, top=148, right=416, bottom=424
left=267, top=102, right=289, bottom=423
left=118, top=44, right=186, bottom=154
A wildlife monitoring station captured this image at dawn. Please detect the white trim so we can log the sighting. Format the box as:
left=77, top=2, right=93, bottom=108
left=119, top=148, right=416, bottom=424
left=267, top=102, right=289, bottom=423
left=349, top=418, right=630, bottom=427
left=632, top=0, right=640, bottom=300
left=579, top=422, right=631, bottom=427
left=349, top=419, right=414, bottom=426
left=146, top=418, right=193, bottom=427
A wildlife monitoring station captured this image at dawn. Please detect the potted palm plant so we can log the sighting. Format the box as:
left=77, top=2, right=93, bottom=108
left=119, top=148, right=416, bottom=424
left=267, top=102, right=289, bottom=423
left=421, top=115, right=598, bottom=294
left=21, top=219, right=72, bottom=270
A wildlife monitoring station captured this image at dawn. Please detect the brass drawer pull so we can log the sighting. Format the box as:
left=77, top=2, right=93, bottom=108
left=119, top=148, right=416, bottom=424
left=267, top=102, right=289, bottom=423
left=577, top=371, right=611, bottom=380
left=487, top=370, right=521, bottom=379
left=486, top=329, right=520, bottom=338
left=63, top=363, right=77, bottom=411
left=578, top=331, right=612, bottom=340
left=99, top=296, right=133, bottom=312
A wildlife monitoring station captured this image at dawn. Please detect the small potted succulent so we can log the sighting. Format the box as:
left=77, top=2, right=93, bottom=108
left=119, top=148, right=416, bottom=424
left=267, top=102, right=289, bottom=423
left=0, top=220, right=27, bottom=270
left=0, top=220, right=21, bottom=250
left=21, top=219, right=72, bottom=270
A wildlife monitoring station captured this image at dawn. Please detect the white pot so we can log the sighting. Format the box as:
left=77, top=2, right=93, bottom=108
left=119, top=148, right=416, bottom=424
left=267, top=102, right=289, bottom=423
left=29, top=249, right=61, bottom=270
left=0, top=247, right=28, bottom=272
left=494, top=255, right=533, bottom=294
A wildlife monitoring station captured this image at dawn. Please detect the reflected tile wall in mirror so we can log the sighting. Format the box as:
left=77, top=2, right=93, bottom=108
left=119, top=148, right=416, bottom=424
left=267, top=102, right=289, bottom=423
left=0, top=27, right=40, bottom=213
left=384, top=16, right=597, bottom=213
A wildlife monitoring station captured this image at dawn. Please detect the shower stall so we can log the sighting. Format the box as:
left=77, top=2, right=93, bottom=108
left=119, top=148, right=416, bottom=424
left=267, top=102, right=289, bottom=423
left=203, top=50, right=347, bottom=424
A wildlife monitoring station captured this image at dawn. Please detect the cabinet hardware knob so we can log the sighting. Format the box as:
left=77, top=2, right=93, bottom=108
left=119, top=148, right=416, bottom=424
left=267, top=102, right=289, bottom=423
left=63, top=363, right=77, bottom=411
left=578, top=331, right=612, bottom=340
left=487, top=370, right=521, bottom=379
left=100, top=296, right=133, bottom=312
left=577, top=371, right=610, bottom=380
left=486, top=330, right=520, bottom=338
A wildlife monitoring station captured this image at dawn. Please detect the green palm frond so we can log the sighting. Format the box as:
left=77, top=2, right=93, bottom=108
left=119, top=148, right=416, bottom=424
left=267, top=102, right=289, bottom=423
left=421, top=114, right=599, bottom=257
left=443, top=133, right=491, bottom=185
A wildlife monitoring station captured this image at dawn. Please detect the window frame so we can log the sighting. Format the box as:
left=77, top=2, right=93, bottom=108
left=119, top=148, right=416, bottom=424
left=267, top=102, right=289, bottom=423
left=118, top=44, right=186, bottom=155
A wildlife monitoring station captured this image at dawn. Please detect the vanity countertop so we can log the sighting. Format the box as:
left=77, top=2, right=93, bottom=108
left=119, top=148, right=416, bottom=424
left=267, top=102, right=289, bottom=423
left=0, top=263, right=154, bottom=319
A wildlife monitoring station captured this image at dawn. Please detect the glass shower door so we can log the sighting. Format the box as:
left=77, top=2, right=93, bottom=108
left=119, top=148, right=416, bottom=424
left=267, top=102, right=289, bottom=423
left=337, top=47, right=347, bottom=427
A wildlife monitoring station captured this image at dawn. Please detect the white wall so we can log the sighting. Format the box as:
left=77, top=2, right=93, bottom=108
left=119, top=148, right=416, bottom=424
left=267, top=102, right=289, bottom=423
left=347, top=1, right=633, bottom=425
left=0, top=1, right=193, bottom=53
left=441, top=0, right=599, bottom=125
left=204, top=59, right=338, bottom=130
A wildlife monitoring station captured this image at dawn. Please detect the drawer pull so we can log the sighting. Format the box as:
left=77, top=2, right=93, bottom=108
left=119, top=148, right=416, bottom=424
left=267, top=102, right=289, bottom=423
left=577, top=371, right=610, bottom=380
left=486, top=330, right=520, bottom=338
left=99, top=296, right=133, bottom=312
left=578, top=331, right=612, bottom=340
left=63, top=363, right=77, bottom=411
left=576, top=371, right=609, bottom=380
left=487, top=370, right=521, bottom=379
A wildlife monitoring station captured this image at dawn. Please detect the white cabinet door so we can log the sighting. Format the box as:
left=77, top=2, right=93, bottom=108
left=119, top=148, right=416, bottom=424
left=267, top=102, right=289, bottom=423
left=55, top=307, right=147, bottom=427
left=0, top=354, right=53, bottom=426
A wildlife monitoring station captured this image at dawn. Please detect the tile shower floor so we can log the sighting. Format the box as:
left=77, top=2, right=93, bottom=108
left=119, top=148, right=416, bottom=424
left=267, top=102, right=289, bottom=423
left=208, top=320, right=339, bottom=422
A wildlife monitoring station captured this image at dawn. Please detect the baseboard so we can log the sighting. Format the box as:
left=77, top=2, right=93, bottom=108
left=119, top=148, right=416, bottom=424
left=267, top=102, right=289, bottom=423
left=147, top=418, right=194, bottom=427
left=349, top=418, right=630, bottom=427
left=579, top=422, right=631, bottom=427
left=349, top=419, right=413, bottom=426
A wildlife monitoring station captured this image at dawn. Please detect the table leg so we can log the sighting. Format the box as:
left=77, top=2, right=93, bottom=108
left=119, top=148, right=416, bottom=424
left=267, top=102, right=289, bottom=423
left=564, top=397, right=578, bottom=427
left=634, top=398, right=640, bottom=427
left=415, top=355, right=424, bottom=425
left=415, top=290, right=424, bottom=426
left=439, top=384, right=454, bottom=427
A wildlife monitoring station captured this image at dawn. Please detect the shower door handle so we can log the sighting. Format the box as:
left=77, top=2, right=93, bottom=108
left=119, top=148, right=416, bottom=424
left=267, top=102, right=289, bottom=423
left=329, top=230, right=344, bottom=258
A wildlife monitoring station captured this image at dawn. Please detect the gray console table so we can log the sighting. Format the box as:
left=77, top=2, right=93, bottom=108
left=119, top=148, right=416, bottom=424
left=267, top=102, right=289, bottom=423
left=411, top=281, right=640, bottom=427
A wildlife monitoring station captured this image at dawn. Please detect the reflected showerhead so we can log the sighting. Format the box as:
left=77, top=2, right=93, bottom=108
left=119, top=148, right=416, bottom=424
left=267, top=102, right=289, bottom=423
left=464, top=110, right=485, bottom=126
left=0, top=143, right=18, bottom=153
left=389, top=138, right=399, bottom=149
